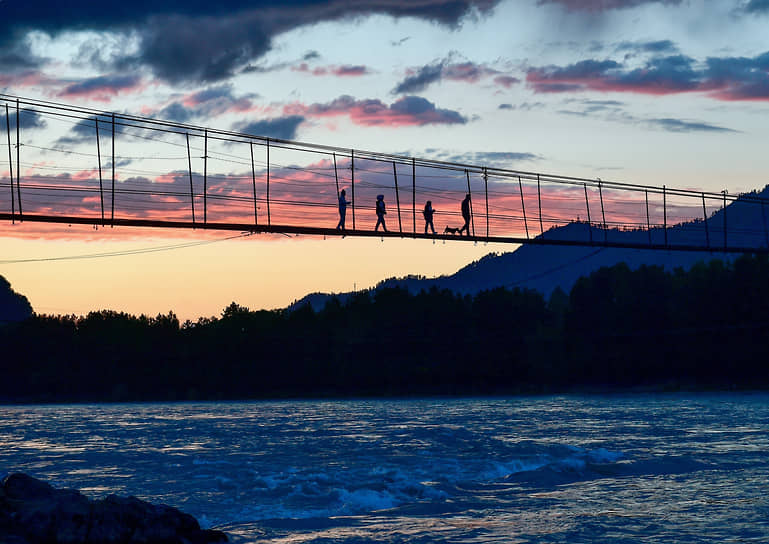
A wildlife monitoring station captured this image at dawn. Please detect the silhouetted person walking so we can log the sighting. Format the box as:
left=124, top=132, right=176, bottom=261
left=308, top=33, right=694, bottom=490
left=423, top=200, right=436, bottom=234
left=458, top=194, right=471, bottom=236
left=375, top=194, right=387, bottom=232
left=336, top=189, right=351, bottom=230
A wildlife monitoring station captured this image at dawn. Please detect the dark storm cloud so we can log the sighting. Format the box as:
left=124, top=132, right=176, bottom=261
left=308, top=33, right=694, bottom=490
left=0, top=1, right=502, bottom=34
left=0, top=1, right=502, bottom=84
left=235, top=115, right=306, bottom=140
left=115, top=13, right=273, bottom=84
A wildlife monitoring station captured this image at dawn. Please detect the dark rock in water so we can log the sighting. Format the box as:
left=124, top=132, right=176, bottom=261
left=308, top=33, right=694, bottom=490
left=0, top=473, right=228, bottom=543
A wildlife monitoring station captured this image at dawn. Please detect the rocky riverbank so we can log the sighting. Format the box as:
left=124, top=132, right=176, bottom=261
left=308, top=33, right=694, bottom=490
left=0, top=473, right=227, bottom=543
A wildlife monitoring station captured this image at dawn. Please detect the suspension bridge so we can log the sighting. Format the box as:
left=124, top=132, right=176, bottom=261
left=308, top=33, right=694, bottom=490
left=2, top=93, right=769, bottom=254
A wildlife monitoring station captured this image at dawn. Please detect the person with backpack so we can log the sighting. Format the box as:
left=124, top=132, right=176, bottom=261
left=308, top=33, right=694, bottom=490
left=375, top=194, right=387, bottom=232
left=423, top=200, right=436, bottom=234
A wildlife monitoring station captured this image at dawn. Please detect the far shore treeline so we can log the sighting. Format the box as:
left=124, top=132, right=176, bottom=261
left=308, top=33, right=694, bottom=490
left=2, top=255, right=768, bottom=402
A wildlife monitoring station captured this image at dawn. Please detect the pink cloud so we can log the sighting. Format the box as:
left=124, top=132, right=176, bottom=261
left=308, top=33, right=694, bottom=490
left=443, top=62, right=499, bottom=83
left=284, top=95, right=467, bottom=127
left=71, top=169, right=99, bottom=182
left=58, top=74, right=146, bottom=103
left=333, top=65, right=369, bottom=76
left=526, top=53, right=769, bottom=101
left=154, top=173, right=183, bottom=184
left=151, top=85, right=260, bottom=122
left=0, top=71, right=60, bottom=89
left=1, top=154, right=709, bottom=243
left=494, top=75, right=520, bottom=88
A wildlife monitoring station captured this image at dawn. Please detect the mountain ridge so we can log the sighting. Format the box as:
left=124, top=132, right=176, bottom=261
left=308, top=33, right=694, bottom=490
left=291, top=185, right=769, bottom=311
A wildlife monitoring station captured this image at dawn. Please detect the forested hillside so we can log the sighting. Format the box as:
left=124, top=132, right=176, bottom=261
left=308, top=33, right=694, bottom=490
left=2, top=255, right=768, bottom=402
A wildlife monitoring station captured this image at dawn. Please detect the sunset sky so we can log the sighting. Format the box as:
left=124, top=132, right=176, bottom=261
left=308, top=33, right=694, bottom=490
left=1, top=0, right=768, bottom=319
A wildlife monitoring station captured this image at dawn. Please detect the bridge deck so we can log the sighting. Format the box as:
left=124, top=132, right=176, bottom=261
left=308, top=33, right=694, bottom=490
left=2, top=212, right=764, bottom=254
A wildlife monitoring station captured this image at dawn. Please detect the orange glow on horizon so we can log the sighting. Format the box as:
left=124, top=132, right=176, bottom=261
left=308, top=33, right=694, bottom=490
left=1, top=233, right=509, bottom=320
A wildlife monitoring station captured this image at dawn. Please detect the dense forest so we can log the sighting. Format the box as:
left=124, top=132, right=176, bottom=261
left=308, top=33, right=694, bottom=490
left=2, top=254, right=768, bottom=402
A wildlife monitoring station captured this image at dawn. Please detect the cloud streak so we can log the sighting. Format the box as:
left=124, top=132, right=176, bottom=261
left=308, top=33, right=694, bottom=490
left=646, top=118, right=737, bottom=133
left=537, top=0, right=682, bottom=11
left=285, top=95, right=468, bottom=127
left=292, top=63, right=371, bottom=77
left=557, top=98, right=737, bottom=133
left=527, top=51, right=769, bottom=101
left=424, top=149, right=541, bottom=166
left=154, top=85, right=259, bottom=122
left=58, top=74, right=145, bottom=102
left=393, top=59, right=514, bottom=93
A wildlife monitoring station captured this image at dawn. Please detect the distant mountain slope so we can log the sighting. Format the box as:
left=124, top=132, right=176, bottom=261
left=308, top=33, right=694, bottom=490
left=292, top=185, right=769, bottom=310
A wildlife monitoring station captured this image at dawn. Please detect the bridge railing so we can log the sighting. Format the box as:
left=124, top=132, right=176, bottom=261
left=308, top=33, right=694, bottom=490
left=1, top=93, right=768, bottom=252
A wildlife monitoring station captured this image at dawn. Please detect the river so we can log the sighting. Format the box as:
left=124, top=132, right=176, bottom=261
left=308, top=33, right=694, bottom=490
left=2, top=394, right=768, bottom=542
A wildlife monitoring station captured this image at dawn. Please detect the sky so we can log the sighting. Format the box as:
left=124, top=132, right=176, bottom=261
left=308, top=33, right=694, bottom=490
left=1, top=0, right=768, bottom=319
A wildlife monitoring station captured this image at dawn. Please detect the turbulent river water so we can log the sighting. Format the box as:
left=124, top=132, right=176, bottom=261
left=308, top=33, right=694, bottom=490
left=2, top=394, right=768, bottom=543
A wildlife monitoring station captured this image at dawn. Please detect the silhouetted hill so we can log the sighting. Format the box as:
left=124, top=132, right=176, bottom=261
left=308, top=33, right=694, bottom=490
left=292, top=185, right=769, bottom=311
left=0, top=275, right=33, bottom=323
left=3, top=254, right=769, bottom=402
